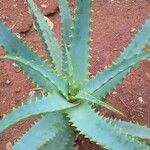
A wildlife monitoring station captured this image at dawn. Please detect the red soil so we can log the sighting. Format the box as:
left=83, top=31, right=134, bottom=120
left=0, top=0, right=150, bottom=150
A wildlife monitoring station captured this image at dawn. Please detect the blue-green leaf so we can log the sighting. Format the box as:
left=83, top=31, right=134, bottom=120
left=82, top=51, right=150, bottom=95
left=81, top=18, right=150, bottom=98
left=117, top=18, right=150, bottom=62
left=0, top=55, right=68, bottom=96
left=66, top=102, right=148, bottom=150
left=62, top=45, right=73, bottom=80
left=12, top=113, right=65, bottom=150
left=70, top=0, right=92, bottom=84
left=27, top=0, right=62, bottom=74
left=58, top=0, right=72, bottom=45
left=92, top=68, right=130, bottom=99
left=76, top=92, right=123, bottom=116
left=0, top=22, right=56, bottom=92
left=110, top=118, right=150, bottom=139
left=41, top=125, right=75, bottom=150
left=0, top=93, right=77, bottom=133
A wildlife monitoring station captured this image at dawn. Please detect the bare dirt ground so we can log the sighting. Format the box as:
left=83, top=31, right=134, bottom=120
left=0, top=0, right=150, bottom=150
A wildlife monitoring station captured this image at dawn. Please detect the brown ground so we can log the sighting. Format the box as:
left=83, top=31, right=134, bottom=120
left=0, top=0, right=150, bottom=150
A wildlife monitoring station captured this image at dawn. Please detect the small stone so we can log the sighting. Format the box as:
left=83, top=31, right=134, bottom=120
left=130, top=28, right=136, bottom=33
left=138, top=97, right=144, bottom=103
left=41, top=4, right=48, bottom=8
left=15, top=88, right=21, bottom=93
left=146, top=72, right=150, bottom=78
left=44, top=16, right=54, bottom=30
left=12, top=63, right=18, bottom=67
left=6, top=142, right=12, bottom=150
left=33, top=16, right=54, bottom=30
left=15, top=33, right=21, bottom=38
left=14, top=69, right=21, bottom=73
left=29, top=90, right=36, bottom=98
left=112, top=91, right=117, bottom=95
left=5, top=80, right=11, bottom=85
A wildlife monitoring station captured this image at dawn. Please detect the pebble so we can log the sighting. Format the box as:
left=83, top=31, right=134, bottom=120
left=44, top=16, right=54, bottom=30
left=138, top=97, right=144, bottom=103
left=15, top=88, right=21, bottom=93
left=130, top=28, right=136, bottom=33
left=112, top=91, right=117, bottom=95
left=5, top=80, right=11, bottom=85
left=6, top=142, right=12, bottom=150
left=41, top=4, right=48, bottom=8
left=12, top=63, right=18, bottom=67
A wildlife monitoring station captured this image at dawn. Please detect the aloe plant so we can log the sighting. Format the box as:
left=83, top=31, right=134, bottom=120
left=0, top=0, right=150, bottom=150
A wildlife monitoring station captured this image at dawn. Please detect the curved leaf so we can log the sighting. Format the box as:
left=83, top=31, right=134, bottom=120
left=117, top=18, right=150, bottom=62
left=76, top=92, right=123, bottom=115
left=82, top=51, right=150, bottom=95
left=27, top=0, right=62, bottom=74
left=0, top=55, right=68, bottom=96
left=58, top=0, right=72, bottom=45
left=0, top=22, right=55, bottom=92
left=70, top=0, right=93, bottom=83
left=0, top=93, right=77, bottom=133
left=66, top=103, right=148, bottom=150
left=12, top=113, right=65, bottom=150
left=109, top=118, right=150, bottom=139
left=40, top=125, right=75, bottom=150
left=92, top=68, right=130, bottom=99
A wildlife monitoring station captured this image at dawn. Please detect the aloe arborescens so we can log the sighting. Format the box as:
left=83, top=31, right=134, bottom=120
left=0, top=0, right=150, bottom=150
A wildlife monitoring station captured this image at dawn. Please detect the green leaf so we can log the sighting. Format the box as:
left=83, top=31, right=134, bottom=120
left=82, top=51, right=150, bottom=95
left=81, top=18, right=150, bottom=98
left=109, top=118, right=150, bottom=139
left=76, top=92, right=124, bottom=116
left=0, top=93, right=77, bottom=133
left=92, top=68, right=130, bottom=99
left=90, top=18, right=149, bottom=98
left=0, top=55, right=68, bottom=96
left=58, top=0, right=72, bottom=45
left=0, top=22, right=56, bottom=92
left=40, top=125, right=75, bottom=150
left=62, top=45, right=73, bottom=80
left=17, top=64, right=55, bottom=92
left=70, top=0, right=92, bottom=83
left=0, top=22, right=48, bottom=67
left=27, top=0, right=63, bottom=74
left=66, top=102, right=148, bottom=150
left=12, top=113, right=65, bottom=150
left=117, top=18, right=150, bottom=62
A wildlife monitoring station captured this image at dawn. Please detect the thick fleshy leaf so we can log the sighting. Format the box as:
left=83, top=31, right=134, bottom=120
left=58, top=0, right=72, bottom=45
left=76, top=92, right=123, bottom=115
left=70, top=0, right=92, bottom=83
left=58, top=0, right=73, bottom=77
left=117, top=18, right=150, bottom=62
left=66, top=103, right=148, bottom=150
left=109, top=118, right=150, bottom=139
left=82, top=51, right=150, bottom=95
left=83, top=18, right=150, bottom=98
left=27, top=0, right=62, bottom=74
left=12, top=113, right=65, bottom=150
left=0, top=55, right=68, bottom=96
left=0, top=93, right=77, bottom=133
left=62, top=45, right=74, bottom=80
left=40, top=125, right=75, bottom=150
left=0, top=22, right=57, bottom=92
left=92, top=68, right=130, bottom=99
